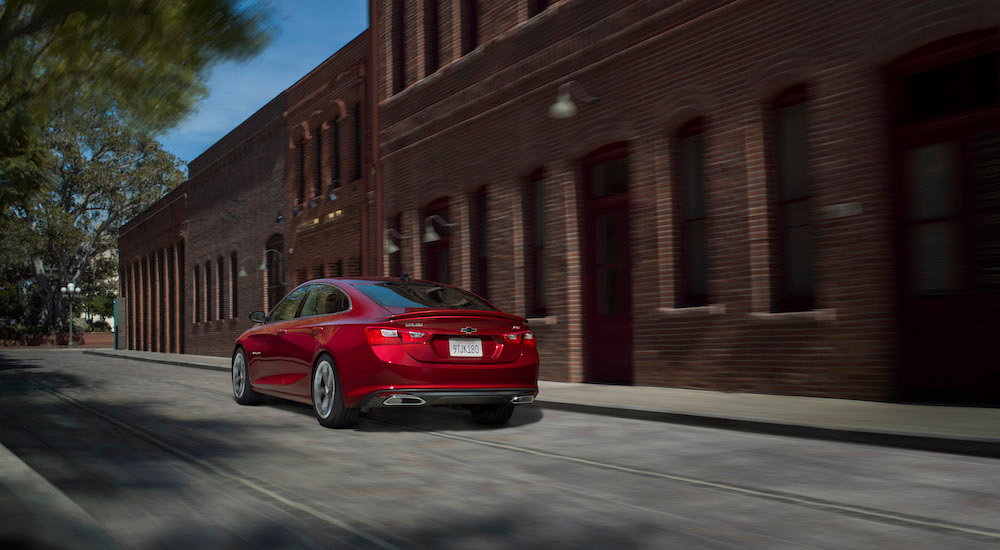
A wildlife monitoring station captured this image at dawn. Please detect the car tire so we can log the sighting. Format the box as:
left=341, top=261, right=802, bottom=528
left=311, top=354, right=359, bottom=429
left=232, top=348, right=262, bottom=405
left=469, top=403, right=515, bottom=425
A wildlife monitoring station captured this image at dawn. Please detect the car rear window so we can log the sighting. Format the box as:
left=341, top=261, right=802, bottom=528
left=358, top=282, right=495, bottom=311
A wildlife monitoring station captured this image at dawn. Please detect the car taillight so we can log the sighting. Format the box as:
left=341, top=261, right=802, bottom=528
left=502, top=331, right=536, bottom=347
left=366, top=327, right=431, bottom=346
left=366, top=327, right=399, bottom=345
left=400, top=330, right=431, bottom=344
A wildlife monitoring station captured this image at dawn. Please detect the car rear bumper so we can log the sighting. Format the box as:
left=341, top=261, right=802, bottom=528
left=356, top=388, right=538, bottom=410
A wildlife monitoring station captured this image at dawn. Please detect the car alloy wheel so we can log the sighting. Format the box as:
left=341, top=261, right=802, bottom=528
left=313, top=359, right=336, bottom=419
left=232, top=349, right=261, bottom=405
left=311, top=354, right=359, bottom=428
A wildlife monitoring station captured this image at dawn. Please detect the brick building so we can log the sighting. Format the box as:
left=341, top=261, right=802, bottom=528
left=182, top=93, right=289, bottom=356
left=121, top=0, right=999, bottom=404
left=373, top=0, right=999, bottom=403
left=118, top=182, right=188, bottom=354
left=283, top=32, right=372, bottom=288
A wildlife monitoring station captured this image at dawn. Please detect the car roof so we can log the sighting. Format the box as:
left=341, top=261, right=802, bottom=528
left=307, top=276, right=441, bottom=287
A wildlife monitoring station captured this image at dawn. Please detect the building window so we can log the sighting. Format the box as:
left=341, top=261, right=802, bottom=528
left=266, top=234, right=285, bottom=311
left=528, top=0, right=548, bottom=17
left=769, top=85, right=813, bottom=312
left=217, top=256, right=225, bottom=321
left=314, top=126, right=323, bottom=198
left=675, top=118, right=708, bottom=307
left=332, top=118, right=341, bottom=188
left=424, top=0, right=439, bottom=76
left=423, top=197, right=451, bottom=283
left=389, top=212, right=402, bottom=277
left=205, top=260, right=214, bottom=322
left=392, top=0, right=405, bottom=94
left=473, top=187, right=488, bottom=300
left=461, top=0, right=478, bottom=55
left=230, top=252, right=238, bottom=318
left=525, top=171, right=546, bottom=316
left=335, top=259, right=344, bottom=277
left=193, top=264, right=201, bottom=323
left=297, top=138, right=305, bottom=204
left=352, top=102, right=362, bottom=181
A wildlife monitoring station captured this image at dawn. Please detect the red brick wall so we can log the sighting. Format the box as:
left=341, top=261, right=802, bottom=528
left=184, top=94, right=288, bottom=357
left=374, top=0, right=1000, bottom=399
left=118, top=182, right=188, bottom=353
left=284, top=32, right=372, bottom=286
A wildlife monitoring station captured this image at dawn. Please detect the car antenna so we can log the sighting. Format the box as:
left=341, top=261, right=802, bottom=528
left=400, top=273, right=410, bottom=282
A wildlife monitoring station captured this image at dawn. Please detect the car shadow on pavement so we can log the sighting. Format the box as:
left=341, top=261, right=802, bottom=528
left=262, top=396, right=545, bottom=432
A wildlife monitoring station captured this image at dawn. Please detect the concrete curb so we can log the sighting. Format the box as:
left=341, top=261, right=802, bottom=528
left=81, top=350, right=1000, bottom=458
left=83, top=350, right=229, bottom=373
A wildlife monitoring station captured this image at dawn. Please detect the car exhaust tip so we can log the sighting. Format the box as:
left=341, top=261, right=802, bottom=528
left=382, top=394, right=426, bottom=406
left=511, top=394, right=534, bottom=405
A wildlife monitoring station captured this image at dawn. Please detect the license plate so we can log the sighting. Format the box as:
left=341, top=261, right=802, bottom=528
left=449, top=338, right=483, bottom=357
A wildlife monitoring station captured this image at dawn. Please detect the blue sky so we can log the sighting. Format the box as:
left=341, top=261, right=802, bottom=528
left=158, top=0, right=369, bottom=165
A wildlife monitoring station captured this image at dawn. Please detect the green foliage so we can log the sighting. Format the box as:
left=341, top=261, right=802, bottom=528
left=87, top=292, right=115, bottom=320
left=0, top=0, right=273, bottom=206
left=3, top=106, right=186, bottom=326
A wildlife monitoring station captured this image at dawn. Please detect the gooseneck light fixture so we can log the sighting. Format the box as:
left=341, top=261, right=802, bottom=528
left=238, top=248, right=288, bottom=285
left=423, top=215, right=458, bottom=243
left=60, top=282, right=82, bottom=348
left=384, top=228, right=403, bottom=254
left=548, top=80, right=600, bottom=119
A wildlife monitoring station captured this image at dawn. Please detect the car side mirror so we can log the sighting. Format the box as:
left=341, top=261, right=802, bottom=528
left=249, top=311, right=267, bottom=324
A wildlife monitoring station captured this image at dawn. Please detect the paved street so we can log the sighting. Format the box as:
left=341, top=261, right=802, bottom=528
left=1, top=349, right=999, bottom=549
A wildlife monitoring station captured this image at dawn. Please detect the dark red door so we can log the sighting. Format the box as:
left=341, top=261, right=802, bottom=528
left=582, top=144, right=633, bottom=384
left=890, top=32, right=1000, bottom=403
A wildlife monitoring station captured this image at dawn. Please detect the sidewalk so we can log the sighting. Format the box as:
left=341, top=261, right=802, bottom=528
left=0, top=442, right=124, bottom=549
left=83, top=348, right=1000, bottom=458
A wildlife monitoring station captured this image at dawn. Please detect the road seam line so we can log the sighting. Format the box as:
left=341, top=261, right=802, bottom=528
left=28, top=381, right=402, bottom=550
left=366, top=419, right=1000, bottom=541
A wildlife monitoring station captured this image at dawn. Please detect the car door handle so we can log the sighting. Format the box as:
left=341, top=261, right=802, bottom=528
left=276, top=329, right=287, bottom=336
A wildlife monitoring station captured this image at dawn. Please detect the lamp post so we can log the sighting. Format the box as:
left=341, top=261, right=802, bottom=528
left=423, top=215, right=457, bottom=243
left=60, top=283, right=82, bottom=348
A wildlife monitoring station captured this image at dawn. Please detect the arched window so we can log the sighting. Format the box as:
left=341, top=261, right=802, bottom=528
left=193, top=264, right=201, bottom=323
left=265, top=234, right=286, bottom=310
left=205, top=259, right=214, bottom=322
left=217, top=255, right=225, bottom=320
left=230, top=251, right=238, bottom=318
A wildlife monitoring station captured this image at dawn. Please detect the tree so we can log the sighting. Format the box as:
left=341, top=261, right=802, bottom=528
left=0, top=0, right=272, bottom=207
left=2, top=106, right=185, bottom=327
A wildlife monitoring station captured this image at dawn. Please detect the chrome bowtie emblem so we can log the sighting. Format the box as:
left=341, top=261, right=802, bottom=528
left=460, top=327, right=477, bottom=334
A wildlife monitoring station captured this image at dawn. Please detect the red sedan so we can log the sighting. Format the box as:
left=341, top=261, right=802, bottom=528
left=231, top=277, right=539, bottom=428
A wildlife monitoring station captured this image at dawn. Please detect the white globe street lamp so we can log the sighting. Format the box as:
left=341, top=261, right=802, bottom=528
left=61, top=282, right=82, bottom=348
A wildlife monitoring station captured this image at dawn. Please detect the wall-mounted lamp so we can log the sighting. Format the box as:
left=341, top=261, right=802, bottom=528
left=384, top=228, right=403, bottom=254
left=275, top=211, right=285, bottom=223
left=292, top=205, right=302, bottom=217
left=307, top=198, right=318, bottom=209
left=239, top=248, right=287, bottom=284
left=327, top=186, right=338, bottom=201
left=423, top=215, right=457, bottom=243
left=548, top=81, right=600, bottom=119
